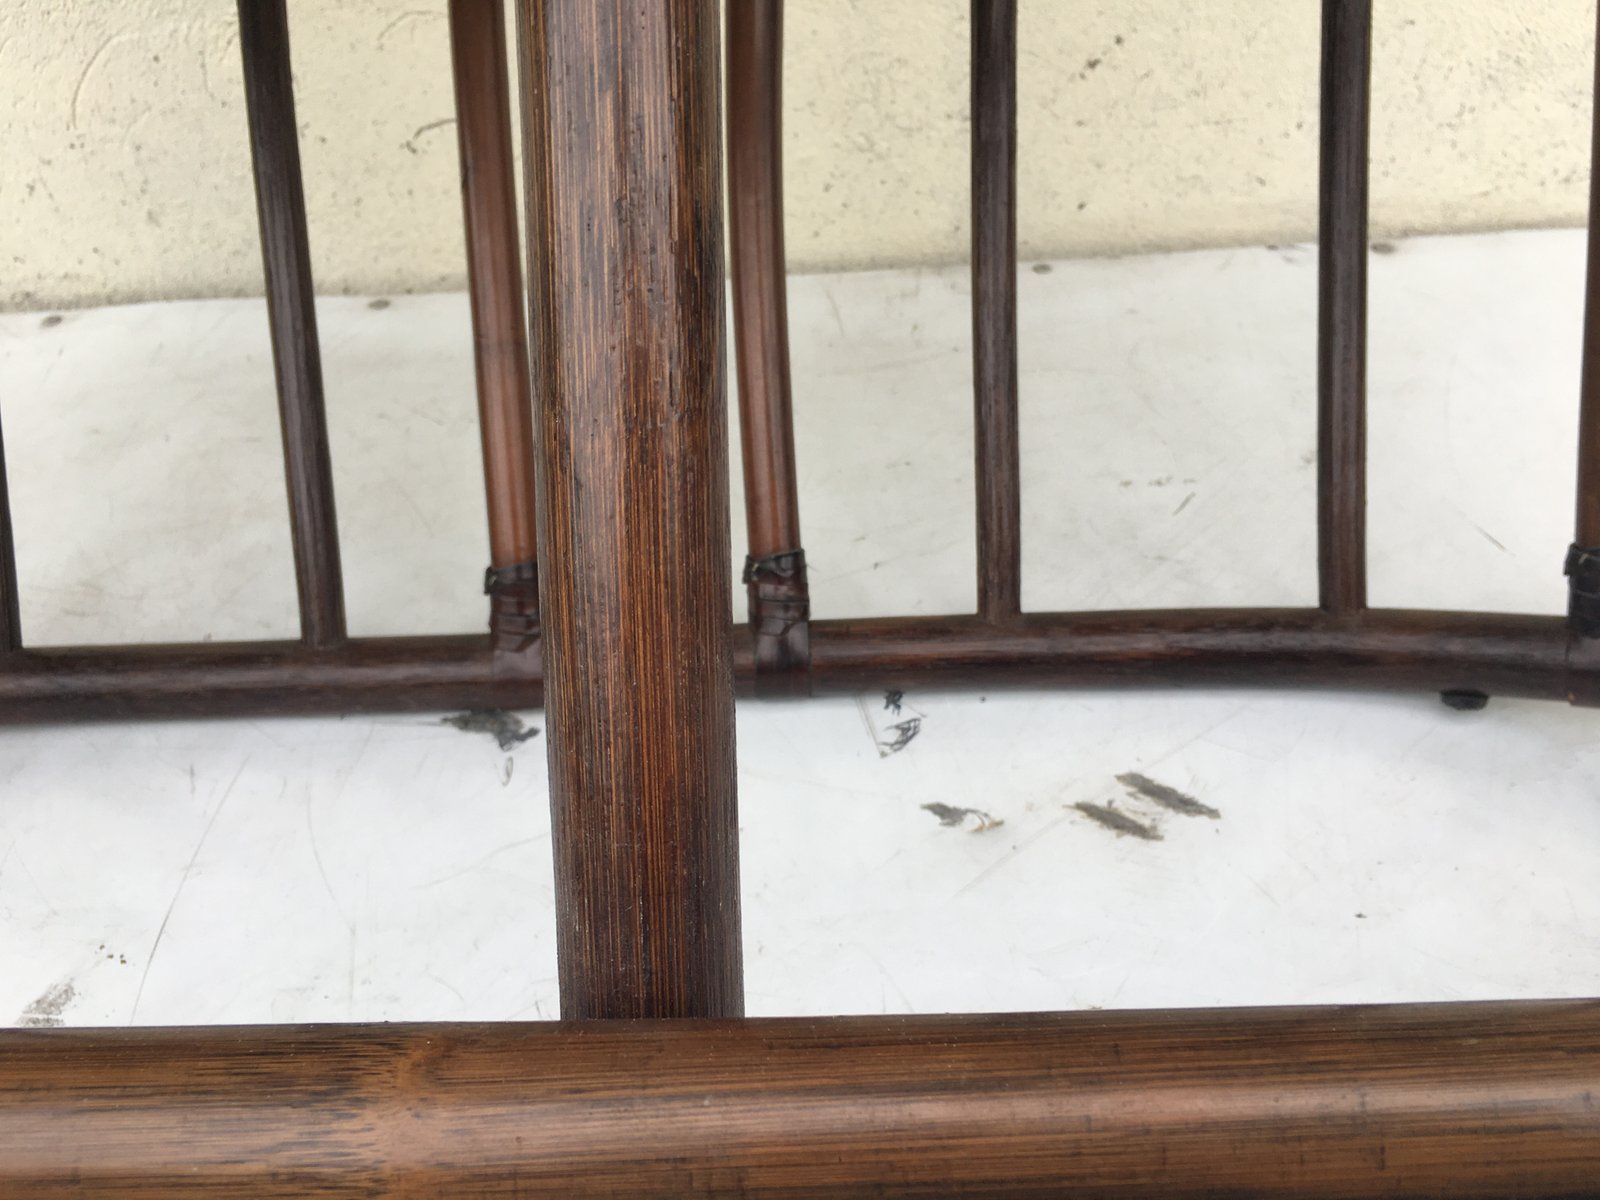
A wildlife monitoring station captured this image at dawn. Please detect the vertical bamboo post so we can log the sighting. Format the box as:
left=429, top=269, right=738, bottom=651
left=238, top=0, right=346, bottom=648
left=517, top=0, right=743, bottom=1019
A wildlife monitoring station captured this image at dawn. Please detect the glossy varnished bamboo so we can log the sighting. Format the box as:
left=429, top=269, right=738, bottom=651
left=1568, top=0, right=1600, bottom=659
left=237, top=0, right=346, bottom=648
left=517, top=0, right=742, bottom=1019
left=1316, top=0, right=1371, bottom=615
left=0, top=412, right=20, bottom=655
left=727, top=0, right=803, bottom=566
left=804, top=608, right=1583, bottom=699
left=726, top=0, right=812, bottom=693
left=3, top=1001, right=1599, bottom=1196
left=449, top=0, right=537, bottom=572
left=0, top=609, right=1588, bottom=722
left=971, top=0, right=1022, bottom=622
left=0, top=634, right=540, bottom=723
left=1578, top=0, right=1600, bottom=552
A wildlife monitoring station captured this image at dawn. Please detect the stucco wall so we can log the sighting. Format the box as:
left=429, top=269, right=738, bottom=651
left=2, top=1, right=1594, bottom=310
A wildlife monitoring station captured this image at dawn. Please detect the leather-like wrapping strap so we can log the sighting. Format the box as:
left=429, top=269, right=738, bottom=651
left=1563, top=544, right=1600, bottom=704
left=1565, top=544, right=1600, bottom=637
left=485, top=559, right=540, bottom=654
left=743, top=549, right=811, bottom=697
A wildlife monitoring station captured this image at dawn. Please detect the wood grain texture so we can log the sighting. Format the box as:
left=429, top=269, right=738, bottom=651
left=0, top=608, right=1591, bottom=722
left=0, top=635, right=541, bottom=722
left=727, top=0, right=811, bottom=694
left=1577, top=0, right=1600, bottom=551
left=1569, top=1, right=1600, bottom=653
left=0, top=411, right=20, bottom=655
left=727, top=0, right=802, bottom=563
left=802, top=608, right=1584, bottom=699
left=971, top=0, right=1022, bottom=623
left=517, top=0, right=742, bottom=1019
left=3, top=1001, right=1599, bottom=1196
left=450, top=0, right=538, bottom=574
left=1316, top=0, right=1371, bottom=615
left=237, top=0, right=346, bottom=648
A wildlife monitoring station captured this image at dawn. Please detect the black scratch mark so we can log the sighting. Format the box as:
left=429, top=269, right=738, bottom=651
left=1469, top=521, right=1508, bottom=553
left=1074, top=801, right=1163, bottom=841
left=402, top=116, right=456, bottom=154
left=1116, top=772, right=1221, bottom=819
left=131, top=759, right=248, bottom=1020
left=880, top=717, right=921, bottom=755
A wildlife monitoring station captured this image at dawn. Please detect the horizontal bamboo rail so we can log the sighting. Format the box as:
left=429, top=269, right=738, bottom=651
left=0, top=609, right=1586, bottom=722
left=3, top=1001, right=1597, bottom=1196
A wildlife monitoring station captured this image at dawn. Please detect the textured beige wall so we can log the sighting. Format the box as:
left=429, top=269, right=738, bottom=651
left=2, top=1, right=1594, bottom=310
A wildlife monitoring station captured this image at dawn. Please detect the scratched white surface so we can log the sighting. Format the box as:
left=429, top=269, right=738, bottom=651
left=1, top=229, right=1597, bottom=1027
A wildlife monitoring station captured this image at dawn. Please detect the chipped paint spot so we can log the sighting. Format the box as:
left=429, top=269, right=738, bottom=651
left=921, top=802, right=1004, bottom=833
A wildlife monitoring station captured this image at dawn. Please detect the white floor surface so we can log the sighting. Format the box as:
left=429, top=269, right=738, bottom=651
left=1, top=229, right=1596, bottom=1027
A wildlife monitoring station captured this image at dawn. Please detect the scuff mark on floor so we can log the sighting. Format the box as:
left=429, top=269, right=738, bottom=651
left=1074, top=801, right=1162, bottom=841
left=17, top=980, right=76, bottom=1028
left=1116, top=772, right=1220, bottom=819
left=880, top=717, right=922, bottom=755
left=442, top=710, right=540, bottom=751
left=856, top=694, right=924, bottom=757
left=921, top=802, right=1004, bottom=833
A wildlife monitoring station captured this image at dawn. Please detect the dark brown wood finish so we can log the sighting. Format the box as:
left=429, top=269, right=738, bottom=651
left=727, top=0, right=811, bottom=693
left=1577, top=0, right=1600, bottom=553
left=0, top=635, right=539, bottom=723
left=518, top=0, right=743, bottom=1020
left=237, top=0, right=346, bottom=648
left=1569, top=0, right=1600, bottom=643
left=5, top=1001, right=1600, bottom=1196
left=1316, top=0, right=1371, bottom=615
left=0, top=609, right=1589, bottom=722
left=971, top=0, right=1022, bottom=623
left=449, top=0, right=540, bottom=653
left=804, top=608, right=1581, bottom=699
left=727, top=0, right=803, bottom=561
left=0, top=412, right=20, bottom=655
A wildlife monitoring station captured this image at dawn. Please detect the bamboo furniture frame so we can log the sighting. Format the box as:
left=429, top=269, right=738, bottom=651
left=2, top=0, right=1598, bottom=1193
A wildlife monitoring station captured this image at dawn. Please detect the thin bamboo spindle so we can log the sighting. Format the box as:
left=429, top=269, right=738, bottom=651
left=449, top=0, right=541, bottom=653
left=237, top=0, right=346, bottom=647
left=727, top=0, right=811, bottom=691
left=1316, top=0, right=1372, bottom=615
left=1568, top=0, right=1600, bottom=640
left=0, top=412, right=20, bottom=655
left=971, top=0, right=1022, bottom=623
